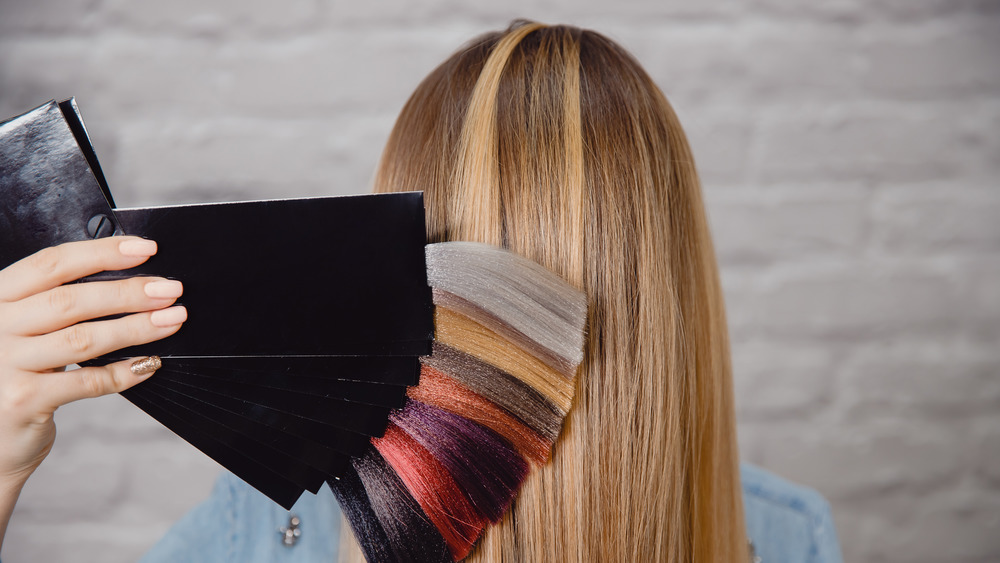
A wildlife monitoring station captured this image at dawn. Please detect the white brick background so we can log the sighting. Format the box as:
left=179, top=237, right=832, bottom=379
left=1, top=0, right=998, bottom=561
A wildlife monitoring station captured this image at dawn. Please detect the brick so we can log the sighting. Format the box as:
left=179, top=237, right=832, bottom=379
left=101, top=0, right=321, bottom=33
left=868, top=0, right=1000, bottom=20
left=828, top=499, right=890, bottom=563
left=954, top=257, right=1000, bottom=331
left=748, top=418, right=969, bottom=500
left=110, top=114, right=394, bottom=205
left=210, top=30, right=472, bottom=116
left=325, top=0, right=737, bottom=26
left=550, top=0, right=740, bottom=22
left=872, top=184, right=1000, bottom=254
left=706, top=186, right=868, bottom=265
left=957, top=256, right=1000, bottom=304
left=682, top=111, right=755, bottom=186
left=756, top=103, right=1000, bottom=184
left=738, top=32, right=865, bottom=103
left=0, top=35, right=232, bottom=124
left=80, top=35, right=229, bottom=118
left=327, top=0, right=560, bottom=26
left=0, top=38, right=98, bottom=120
left=0, top=0, right=101, bottom=34
left=743, top=0, right=1000, bottom=21
left=628, top=30, right=748, bottom=108
left=2, top=5, right=1000, bottom=563
left=732, top=339, right=840, bottom=418
left=619, top=24, right=871, bottom=107
left=724, top=266, right=968, bottom=339
left=974, top=417, right=1000, bottom=487
left=839, top=337, right=1000, bottom=416
left=860, top=20, right=1000, bottom=101
left=833, top=488, right=1000, bottom=563
left=847, top=486, right=1000, bottom=562
left=745, top=0, right=865, bottom=22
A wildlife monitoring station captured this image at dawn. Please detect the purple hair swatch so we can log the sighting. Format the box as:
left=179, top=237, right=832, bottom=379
left=390, top=400, right=529, bottom=523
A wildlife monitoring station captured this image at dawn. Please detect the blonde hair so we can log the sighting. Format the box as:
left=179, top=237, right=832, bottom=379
left=349, top=21, right=745, bottom=562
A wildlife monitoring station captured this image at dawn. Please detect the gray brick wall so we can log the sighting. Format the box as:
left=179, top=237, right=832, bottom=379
left=1, top=1, right=997, bottom=561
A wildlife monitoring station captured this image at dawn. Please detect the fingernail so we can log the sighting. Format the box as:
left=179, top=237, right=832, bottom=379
left=150, top=305, right=187, bottom=327
left=144, top=279, right=183, bottom=299
left=119, top=238, right=157, bottom=257
left=130, top=356, right=161, bottom=376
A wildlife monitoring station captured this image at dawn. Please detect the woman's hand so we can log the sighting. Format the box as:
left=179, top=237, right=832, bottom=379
left=0, top=236, right=187, bottom=547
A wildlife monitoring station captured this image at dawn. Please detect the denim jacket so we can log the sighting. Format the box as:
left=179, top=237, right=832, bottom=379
left=140, top=463, right=843, bottom=562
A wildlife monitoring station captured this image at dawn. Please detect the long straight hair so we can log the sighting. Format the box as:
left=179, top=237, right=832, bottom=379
left=350, top=21, right=745, bottom=562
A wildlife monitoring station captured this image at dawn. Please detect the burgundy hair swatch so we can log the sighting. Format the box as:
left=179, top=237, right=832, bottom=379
left=407, top=365, right=552, bottom=465
left=390, top=400, right=529, bottom=524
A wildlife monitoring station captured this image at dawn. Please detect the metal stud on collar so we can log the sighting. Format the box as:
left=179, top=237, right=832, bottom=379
left=279, top=514, right=302, bottom=547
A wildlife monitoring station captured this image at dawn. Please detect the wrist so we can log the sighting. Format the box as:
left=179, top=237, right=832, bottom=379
left=0, top=473, right=27, bottom=497
left=0, top=471, right=27, bottom=552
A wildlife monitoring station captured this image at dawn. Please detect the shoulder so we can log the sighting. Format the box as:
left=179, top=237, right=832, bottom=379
left=740, top=462, right=844, bottom=563
left=146, top=466, right=842, bottom=562
left=140, top=472, right=342, bottom=563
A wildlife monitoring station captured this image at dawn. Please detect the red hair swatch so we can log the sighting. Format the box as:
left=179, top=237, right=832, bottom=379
left=408, top=365, right=553, bottom=466
left=373, top=423, right=485, bottom=560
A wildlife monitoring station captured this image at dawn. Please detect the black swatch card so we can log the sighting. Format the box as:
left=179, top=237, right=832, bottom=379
left=102, top=194, right=433, bottom=359
left=0, top=99, right=122, bottom=269
left=154, top=361, right=410, bottom=409
left=1, top=99, right=432, bottom=509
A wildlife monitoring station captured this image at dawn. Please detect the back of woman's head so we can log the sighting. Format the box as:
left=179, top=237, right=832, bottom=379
left=368, top=21, right=745, bottom=562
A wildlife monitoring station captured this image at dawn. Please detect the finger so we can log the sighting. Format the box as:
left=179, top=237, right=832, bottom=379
left=39, top=356, right=161, bottom=408
left=0, top=236, right=158, bottom=302
left=5, top=277, right=183, bottom=336
left=12, top=306, right=186, bottom=372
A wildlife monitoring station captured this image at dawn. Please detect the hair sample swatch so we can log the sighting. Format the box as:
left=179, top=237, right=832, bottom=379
left=407, top=365, right=551, bottom=466
left=353, top=449, right=453, bottom=563
left=422, top=342, right=564, bottom=443
left=328, top=469, right=394, bottom=563
left=374, top=423, right=485, bottom=559
left=336, top=241, right=587, bottom=562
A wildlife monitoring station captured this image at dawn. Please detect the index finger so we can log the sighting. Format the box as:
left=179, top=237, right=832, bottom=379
left=0, top=236, right=158, bottom=302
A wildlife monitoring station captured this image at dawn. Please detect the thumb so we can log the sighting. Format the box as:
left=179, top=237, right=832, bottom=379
left=41, top=356, right=160, bottom=408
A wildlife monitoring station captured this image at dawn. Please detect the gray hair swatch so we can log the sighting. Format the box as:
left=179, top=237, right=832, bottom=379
left=425, top=242, right=587, bottom=368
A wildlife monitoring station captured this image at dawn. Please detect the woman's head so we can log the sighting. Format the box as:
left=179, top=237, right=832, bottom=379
left=370, top=21, right=744, bottom=561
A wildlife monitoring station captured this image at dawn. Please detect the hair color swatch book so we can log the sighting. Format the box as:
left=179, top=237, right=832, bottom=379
left=1, top=99, right=436, bottom=508
left=0, top=99, right=123, bottom=266
left=2, top=99, right=588, bottom=562
left=105, top=194, right=433, bottom=358
left=101, top=197, right=436, bottom=508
